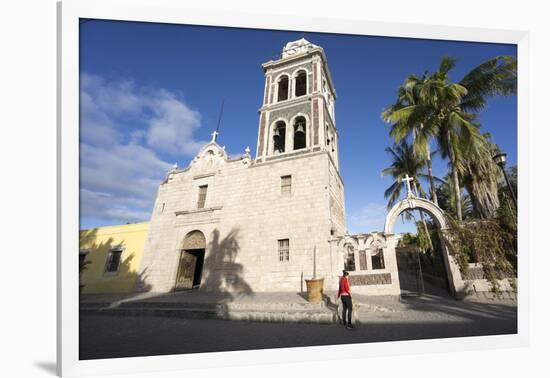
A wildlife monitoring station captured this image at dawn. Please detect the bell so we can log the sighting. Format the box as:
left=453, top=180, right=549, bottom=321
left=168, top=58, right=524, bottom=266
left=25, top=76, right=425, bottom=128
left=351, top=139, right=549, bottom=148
left=295, top=124, right=305, bottom=134
left=273, top=128, right=281, bottom=138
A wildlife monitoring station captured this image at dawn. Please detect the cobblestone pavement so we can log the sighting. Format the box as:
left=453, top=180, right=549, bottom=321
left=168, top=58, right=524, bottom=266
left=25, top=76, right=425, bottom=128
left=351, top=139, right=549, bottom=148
left=80, top=294, right=517, bottom=360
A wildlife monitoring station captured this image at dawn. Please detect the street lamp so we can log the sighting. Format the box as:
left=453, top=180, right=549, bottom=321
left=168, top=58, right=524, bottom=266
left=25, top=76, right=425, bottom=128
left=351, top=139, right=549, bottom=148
left=492, top=152, right=517, bottom=209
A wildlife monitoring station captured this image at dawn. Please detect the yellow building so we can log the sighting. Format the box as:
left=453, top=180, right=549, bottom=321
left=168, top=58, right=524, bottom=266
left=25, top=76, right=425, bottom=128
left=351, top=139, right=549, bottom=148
left=79, top=222, right=149, bottom=294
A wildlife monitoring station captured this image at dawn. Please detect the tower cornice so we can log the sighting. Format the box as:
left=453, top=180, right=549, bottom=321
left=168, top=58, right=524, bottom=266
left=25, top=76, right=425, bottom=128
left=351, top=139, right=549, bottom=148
left=258, top=93, right=314, bottom=112
left=258, top=92, right=333, bottom=113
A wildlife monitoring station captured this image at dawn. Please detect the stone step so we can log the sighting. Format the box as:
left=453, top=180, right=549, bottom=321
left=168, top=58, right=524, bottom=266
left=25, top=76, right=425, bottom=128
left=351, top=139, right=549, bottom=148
left=104, top=298, right=328, bottom=311
left=117, top=301, right=221, bottom=310
left=80, top=306, right=336, bottom=324
left=225, top=302, right=326, bottom=311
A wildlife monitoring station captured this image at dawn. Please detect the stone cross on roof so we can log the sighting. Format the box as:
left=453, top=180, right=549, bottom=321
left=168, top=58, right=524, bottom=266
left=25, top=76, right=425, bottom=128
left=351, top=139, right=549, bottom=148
left=211, top=130, right=219, bottom=143
left=401, top=174, right=414, bottom=197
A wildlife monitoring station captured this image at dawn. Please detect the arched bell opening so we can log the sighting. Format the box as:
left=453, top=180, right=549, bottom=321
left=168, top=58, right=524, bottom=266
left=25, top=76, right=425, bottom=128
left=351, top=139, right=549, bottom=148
left=293, top=116, right=307, bottom=150
left=294, top=70, right=307, bottom=97
left=277, top=75, right=289, bottom=102
left=272, top=121, right=286, bottom=154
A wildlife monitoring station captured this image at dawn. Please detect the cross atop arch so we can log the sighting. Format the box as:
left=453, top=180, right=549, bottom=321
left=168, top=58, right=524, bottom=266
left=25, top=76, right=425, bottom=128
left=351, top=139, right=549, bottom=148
left=401, top=174, right=414, bottom=197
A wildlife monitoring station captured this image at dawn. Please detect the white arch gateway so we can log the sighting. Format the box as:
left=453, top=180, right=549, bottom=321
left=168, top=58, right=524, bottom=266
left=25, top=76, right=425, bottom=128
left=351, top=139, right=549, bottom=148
left=384, top=196, right=466, bottom=298
left=385, top=197, right=448, bottom=234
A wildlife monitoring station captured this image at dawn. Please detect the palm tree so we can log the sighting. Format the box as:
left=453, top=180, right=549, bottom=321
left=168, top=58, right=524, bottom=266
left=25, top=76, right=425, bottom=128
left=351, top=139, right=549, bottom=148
left=459, top=56, right=517, bottom=112
left=382, top=74, right=440, bottom=205
left=382, top=55, right=517, bottom=222
left=382, top=141, right=431, bottom=209
left=384, top=58, right=480, bottom=222
left=436, top=175, right=474, bottom=220
left=431, top=56, right=517, bottom=221
left=459, top=133, right=502, bottom=218
left=382, top=141, right=441, bottom=249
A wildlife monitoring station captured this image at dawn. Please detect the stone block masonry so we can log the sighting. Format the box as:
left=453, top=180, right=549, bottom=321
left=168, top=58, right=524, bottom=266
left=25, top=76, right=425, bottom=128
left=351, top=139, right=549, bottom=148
left=349, top=273, right=392, bottom=286
left=137, top=143, right=344, bottom=294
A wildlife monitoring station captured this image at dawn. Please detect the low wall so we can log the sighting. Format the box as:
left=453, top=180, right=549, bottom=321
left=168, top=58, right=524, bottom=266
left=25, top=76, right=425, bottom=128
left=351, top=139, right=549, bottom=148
left=460, top=263, right=516, bottom=298
left=346, top=272, right=401, bottom=296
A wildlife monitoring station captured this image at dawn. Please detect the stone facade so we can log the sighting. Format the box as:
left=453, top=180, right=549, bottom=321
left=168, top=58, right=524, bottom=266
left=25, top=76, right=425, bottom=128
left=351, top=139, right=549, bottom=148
left=137, top=144, right=345, bottom=293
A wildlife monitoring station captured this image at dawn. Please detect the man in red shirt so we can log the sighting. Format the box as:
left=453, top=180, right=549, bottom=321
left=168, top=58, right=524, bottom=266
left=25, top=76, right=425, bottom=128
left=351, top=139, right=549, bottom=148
left=337, top=270, right=354, bottom=328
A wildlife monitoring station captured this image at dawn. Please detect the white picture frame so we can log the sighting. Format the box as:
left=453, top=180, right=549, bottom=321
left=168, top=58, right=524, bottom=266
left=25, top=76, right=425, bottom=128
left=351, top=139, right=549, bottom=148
left=57, top=0, right=529, bottom=376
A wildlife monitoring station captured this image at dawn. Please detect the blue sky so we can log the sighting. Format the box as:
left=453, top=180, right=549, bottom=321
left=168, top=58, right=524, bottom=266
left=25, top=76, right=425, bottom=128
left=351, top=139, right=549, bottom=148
left=79, top=20, right=517, bottom=233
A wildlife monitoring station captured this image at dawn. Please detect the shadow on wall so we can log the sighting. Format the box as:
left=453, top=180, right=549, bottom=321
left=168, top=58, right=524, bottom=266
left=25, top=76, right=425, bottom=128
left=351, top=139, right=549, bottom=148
left=79, top=228, right=151, bottom=294
left=201, top=228, right=253, bottom=301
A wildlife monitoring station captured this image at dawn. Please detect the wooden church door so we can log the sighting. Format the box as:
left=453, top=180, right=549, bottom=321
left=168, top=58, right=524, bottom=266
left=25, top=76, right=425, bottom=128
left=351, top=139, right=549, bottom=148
left=175, top=251, right=197, bottom=290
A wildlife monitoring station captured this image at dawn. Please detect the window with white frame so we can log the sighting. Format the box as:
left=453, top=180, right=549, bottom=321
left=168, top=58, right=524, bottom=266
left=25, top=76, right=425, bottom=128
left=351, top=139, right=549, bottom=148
left=104, top=248, right=123, bottom=274
left=281, top=175, right=292, bottom=195
left=79, top=250, right=88, bottom=267
left=79, top=249, right=89, bottom=275
left=197, top=185, right=208, bottom=208
left=278, top=239, right=290, bottom=262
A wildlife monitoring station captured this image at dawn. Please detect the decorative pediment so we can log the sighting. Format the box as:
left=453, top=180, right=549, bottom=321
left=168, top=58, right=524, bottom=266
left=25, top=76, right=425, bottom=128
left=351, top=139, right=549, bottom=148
left=338, top=235, right=359, bottom=249
left=365, top=233, right=387, bottom=249
left=189, top=142, right=228, bottom=174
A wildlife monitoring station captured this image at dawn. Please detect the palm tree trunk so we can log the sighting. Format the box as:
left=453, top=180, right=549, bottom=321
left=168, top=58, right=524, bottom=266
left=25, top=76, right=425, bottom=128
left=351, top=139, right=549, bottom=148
left=414, top=182, right=434, bottom=251
left=426, top=146, right=439, bottom=206
left=417, top=124, right=438, bottom=207
left=447, top=136, right=463, bottom=222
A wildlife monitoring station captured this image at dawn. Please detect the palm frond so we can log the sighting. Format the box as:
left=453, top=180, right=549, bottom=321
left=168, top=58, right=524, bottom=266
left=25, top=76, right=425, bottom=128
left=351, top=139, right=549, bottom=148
left=438, top=56, right=458, bottom=76
left=459, top=56, right=517, bottom=112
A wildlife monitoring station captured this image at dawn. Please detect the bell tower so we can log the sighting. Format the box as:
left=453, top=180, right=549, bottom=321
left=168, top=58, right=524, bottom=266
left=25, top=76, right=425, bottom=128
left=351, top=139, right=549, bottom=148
left=255, top=38, right=340, bottom=170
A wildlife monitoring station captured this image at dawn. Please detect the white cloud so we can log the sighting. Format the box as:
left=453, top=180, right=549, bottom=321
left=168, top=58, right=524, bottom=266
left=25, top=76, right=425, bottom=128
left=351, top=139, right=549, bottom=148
left=81, top=74, right=142, bottom=116
left=80, top=91, right=120, bottom=147
left=80, top=188, right=152, bottom=224
left=146, top=89, right=205, bottom=155
left=80, top=72, right=206, bottom=226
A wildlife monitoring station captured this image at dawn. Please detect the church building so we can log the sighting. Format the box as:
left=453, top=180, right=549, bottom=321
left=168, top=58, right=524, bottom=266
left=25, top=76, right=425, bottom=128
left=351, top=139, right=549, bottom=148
left=135, top=38, right=349, bottom=294
left=81, top=39, right=503, bottom=299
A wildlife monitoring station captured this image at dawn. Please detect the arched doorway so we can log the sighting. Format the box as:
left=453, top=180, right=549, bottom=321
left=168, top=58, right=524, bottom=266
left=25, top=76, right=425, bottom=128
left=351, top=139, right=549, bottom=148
left=174, top=230, right=206, bottom=290
left=384, top=197, right=465, bottom=298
